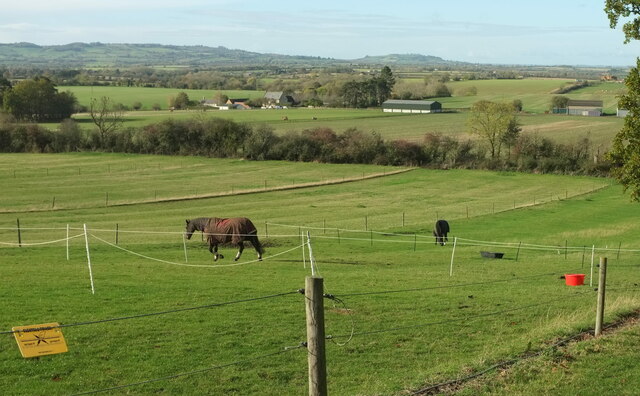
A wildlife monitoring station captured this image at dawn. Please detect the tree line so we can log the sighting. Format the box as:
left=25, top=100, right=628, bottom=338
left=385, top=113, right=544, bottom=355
left=0, top=76, right=77, bottom=122
left=0, top=115, right=610, bottom=176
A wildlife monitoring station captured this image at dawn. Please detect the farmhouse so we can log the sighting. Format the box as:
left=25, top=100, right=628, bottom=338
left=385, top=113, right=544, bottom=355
left=382, top=99, right=442, bottom=113
left=264, top=91, right=295, bottom=106
left=223, top=98, right=251, bottom=110
left=566, top=99, right=603, bottom=117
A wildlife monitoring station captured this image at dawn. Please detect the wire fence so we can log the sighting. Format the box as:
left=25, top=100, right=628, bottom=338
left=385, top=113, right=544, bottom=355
left=1, top=221, right=639, bottom=394
left=4, top=216, right=639, bottom=258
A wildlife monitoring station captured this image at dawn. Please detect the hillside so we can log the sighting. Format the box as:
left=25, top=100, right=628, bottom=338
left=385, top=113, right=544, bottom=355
left=0, top=42, right=460, bottom=68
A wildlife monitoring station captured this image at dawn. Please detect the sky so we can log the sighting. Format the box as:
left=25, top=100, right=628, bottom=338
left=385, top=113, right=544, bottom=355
left=2, top=0, right=640, bottom=66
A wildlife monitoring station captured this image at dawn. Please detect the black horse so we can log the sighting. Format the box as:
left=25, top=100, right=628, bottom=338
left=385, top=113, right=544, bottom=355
left=433, top=220, right=450, bottom=246
left=185, top=217, right=263, bottom=261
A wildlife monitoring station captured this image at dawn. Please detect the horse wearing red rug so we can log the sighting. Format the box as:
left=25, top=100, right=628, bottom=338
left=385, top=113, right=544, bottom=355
left=185, top=217, right=263, bottom=261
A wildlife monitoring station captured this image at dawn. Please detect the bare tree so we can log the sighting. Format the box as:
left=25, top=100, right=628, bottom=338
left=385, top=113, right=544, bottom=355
left=90, top=96, right=124, bottom=144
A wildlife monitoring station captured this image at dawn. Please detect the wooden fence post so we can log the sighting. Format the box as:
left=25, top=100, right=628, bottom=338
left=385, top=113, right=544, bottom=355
left=305, top=276, right=328, bottom=396
left=595, top=257, right=607, bottom=337
left=16, top=218, right=22, bottom=248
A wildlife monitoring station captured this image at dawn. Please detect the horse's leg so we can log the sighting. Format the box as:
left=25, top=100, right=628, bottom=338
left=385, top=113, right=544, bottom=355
left=213, top=244, right=222, bottom=261
left=249, top=235, right=263, bottom=260
left=234, top=242, right=244, bottom=261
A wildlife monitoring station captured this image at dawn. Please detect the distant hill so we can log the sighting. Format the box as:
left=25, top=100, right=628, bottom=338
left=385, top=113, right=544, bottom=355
left=0, top=42, right=459, bottom=68
left=352, top=53, right=455, bottom=65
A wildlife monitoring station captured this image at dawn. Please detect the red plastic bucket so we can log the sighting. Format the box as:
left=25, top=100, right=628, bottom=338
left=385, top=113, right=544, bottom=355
left=565, top=274, right=585, bottom=286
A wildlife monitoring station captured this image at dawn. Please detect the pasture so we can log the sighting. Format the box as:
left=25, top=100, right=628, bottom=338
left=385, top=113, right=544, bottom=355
left=59, top=86, right=265, bottom=111
left=1, top=153, right=639, bottom=395
left=50, top=78, right=625, bottom=150
left=43, top=108, right=623, bottom=150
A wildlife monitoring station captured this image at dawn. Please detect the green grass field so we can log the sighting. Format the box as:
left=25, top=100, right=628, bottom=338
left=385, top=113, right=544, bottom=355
left=60, top=78, right=625, bottom=114
left=48, top=79, right=625, bottom=151
left=59, top=86, right=265, bottom=110
left=440, top=79, right=624, bottom=113
left=1, top=153, right=638, bottom=395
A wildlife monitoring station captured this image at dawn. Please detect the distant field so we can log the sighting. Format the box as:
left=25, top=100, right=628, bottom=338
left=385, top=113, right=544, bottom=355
left=439, top=79, right=623, bottom=113
left=58, top=86, right=264, bottom=110
left=0, top=153, right=401, bottom=212
left=48, top=79, right=625, bottom=150
left=60, top=79, right=625, bottom=114
left=44, top=108, right=621, bottom=149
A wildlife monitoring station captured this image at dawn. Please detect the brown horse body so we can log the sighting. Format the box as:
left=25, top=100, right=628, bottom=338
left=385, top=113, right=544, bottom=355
left=185, top=217, right=263, bottom=261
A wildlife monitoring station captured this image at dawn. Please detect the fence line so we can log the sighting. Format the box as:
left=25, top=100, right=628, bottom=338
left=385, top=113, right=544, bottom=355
left=327, top=290, right=593, bottom=339
left=0, top=290, right=301, bottom=335
left=0, top=226, right=69, bottom=231
left=84, top=227, right=301, bottom=238
left=334, top=269, right=582, bottom=298
left=0, top=232, right=84, bottom=247
left=90, top=233, right=305, bottom=268
left=410, top=323, right=595, bottom=395
left=311, top=234, right=432, bottom=245
left=267, top=222, right=640, bottom=253
left=71, top=345, right=305, bottom=396
left=267, top=221, right=434, bottom=239
left=7, top=221, right=640, bottom=255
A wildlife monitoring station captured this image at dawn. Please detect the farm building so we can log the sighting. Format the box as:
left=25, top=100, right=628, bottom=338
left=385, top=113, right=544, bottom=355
left=264, top=91, right=295, bottom=106
left=223, top=98, right=251, bottom=110
left=566, top=100, right=603, bottom=116
left=617, top=108, right=629, bottom=117
left=382, top=100, right=442, bottom=113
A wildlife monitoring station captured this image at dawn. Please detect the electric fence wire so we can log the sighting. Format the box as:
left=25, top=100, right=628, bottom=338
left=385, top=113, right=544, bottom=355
left=409, top=316, right=632, bottom=395
left=0, top=232, right=84, bottom=246
left=90, top=233, right=305, bottom=268
left=7, top=222, right=640, bottom=253
left=333, top=269, right=582, bottom=298
left=0, top=290, right=301, bottom=335
left=323, top=294, right=355, bottom=347
left=70, top=343, right=306, bottom=395
left=327, top=290, right=593, bottom=340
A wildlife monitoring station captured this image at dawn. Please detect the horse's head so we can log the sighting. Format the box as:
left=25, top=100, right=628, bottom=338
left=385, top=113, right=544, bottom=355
left=185, top=219, right=197, bottom=240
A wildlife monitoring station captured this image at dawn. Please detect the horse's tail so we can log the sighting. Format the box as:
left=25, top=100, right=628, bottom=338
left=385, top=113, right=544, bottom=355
left=247, top=228, right=263, bottom=255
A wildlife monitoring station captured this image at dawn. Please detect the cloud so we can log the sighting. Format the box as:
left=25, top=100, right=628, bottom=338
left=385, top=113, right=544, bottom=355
left=2, top=0, right=230, bottom=12
left=0, top=23, right=38, bottom=31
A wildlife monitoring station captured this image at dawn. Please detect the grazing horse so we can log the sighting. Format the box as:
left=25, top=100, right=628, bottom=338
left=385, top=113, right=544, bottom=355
left=185, top=217, right=263, bottom=261
left=433, top=220, right=450, bottom=246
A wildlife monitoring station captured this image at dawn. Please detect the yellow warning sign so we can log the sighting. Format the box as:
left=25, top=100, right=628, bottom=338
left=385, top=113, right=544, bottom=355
left=12, top=322, right=68, bottom=358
